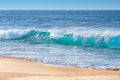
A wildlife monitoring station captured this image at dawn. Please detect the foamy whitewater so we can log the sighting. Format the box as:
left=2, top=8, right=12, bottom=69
left=0, top=10, right=120, bottom=69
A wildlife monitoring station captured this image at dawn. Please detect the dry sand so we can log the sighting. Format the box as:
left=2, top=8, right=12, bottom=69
left=0, top=56, right=120, bottom=80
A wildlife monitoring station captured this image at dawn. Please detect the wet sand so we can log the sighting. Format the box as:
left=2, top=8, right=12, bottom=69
left=0, top=56, right=120, bottom=80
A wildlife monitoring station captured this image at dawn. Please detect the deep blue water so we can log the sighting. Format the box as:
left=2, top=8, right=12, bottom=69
left=0, top=10, right=120, bottom=69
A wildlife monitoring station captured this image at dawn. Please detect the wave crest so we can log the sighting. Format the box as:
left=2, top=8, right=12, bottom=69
left=0, top=29, right=120, bottom=49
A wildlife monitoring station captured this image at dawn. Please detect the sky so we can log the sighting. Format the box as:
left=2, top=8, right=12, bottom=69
left=0, top=0, right=120, bottom=10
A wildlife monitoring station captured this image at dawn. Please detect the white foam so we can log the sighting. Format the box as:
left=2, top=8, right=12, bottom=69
left=0, top=28, right=120, bottom=40
left=0, top=29, right=29, bottom=39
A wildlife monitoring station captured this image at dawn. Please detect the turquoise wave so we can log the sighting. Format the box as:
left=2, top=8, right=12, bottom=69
left=16, top=30, right=120, bottom=49
left=0, top=29, right=120, bottom=49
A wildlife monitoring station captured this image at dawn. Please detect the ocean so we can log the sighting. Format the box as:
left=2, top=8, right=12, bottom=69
left=0, top=10, right=120, bottom=70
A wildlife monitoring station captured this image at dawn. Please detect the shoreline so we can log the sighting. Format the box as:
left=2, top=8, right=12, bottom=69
left=0, top=56, right=120, bottom=80
left=1, top=55, right=120, bottom=71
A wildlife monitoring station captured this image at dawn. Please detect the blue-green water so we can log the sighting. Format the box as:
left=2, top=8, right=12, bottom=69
left=0, top=10, right=120, bottom=69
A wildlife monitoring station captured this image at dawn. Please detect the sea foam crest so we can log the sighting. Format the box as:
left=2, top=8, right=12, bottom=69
left=0, top=29, right=29, bottom=39
left=0, top=29, right=120, bottom=49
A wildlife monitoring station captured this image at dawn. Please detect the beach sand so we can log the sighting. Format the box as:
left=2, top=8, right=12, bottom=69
left=0, top=56, right=120, bottom=80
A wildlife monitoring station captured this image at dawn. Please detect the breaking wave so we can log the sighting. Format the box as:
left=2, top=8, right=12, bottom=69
left=0, top=29, right=120, bottom=49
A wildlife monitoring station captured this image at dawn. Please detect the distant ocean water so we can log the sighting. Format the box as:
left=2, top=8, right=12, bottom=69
left=0, top=10, right=120, bottom=69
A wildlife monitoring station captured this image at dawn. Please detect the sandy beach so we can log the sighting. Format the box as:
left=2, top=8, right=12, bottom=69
left=0, top=56, right=119, bottom=80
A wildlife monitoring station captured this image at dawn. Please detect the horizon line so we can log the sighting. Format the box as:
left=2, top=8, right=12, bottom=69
left=0, top=9, right=120, bottom=11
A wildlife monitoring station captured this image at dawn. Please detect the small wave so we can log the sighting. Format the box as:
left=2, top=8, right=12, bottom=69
left=0, top=29, right=120, bottom=49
